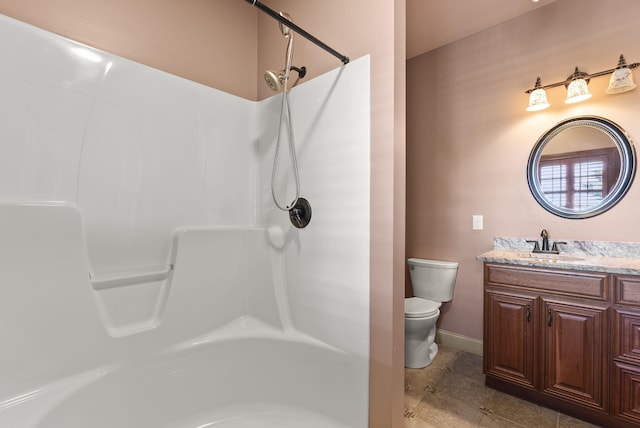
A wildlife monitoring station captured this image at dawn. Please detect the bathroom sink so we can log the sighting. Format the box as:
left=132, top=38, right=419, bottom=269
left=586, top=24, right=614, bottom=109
left=528, top=253, right=586, bottom=263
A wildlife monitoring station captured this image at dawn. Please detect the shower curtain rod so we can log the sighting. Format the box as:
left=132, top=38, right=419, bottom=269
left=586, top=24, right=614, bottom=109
left=245, top=0, right=350, bottom=65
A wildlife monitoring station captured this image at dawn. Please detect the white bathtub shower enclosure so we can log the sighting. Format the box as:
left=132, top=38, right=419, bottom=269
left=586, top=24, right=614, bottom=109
left=0, top=14, right=370, bottom=428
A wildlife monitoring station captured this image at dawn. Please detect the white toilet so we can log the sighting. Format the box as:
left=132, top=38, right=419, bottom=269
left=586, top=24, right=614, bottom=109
left=405, top=258, right=459, bottom=368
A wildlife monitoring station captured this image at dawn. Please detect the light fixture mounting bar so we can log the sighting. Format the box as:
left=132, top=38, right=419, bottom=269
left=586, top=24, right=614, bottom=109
left=525, top=62, right=640, bottom=93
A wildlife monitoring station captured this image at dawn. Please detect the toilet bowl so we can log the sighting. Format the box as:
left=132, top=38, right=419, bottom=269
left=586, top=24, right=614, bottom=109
left=405, top=258, right=458, bottom=368
left=405, top=297, right=441, bottom=368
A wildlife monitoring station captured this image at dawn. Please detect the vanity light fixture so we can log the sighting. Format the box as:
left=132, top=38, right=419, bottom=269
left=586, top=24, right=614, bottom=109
left=564, top=67, right=591, bottom=104
left=606, top=54, right=637, bottom=94
left=525, top=54, right=639, bottom=111
left=526, top=77, right=550, bottom=111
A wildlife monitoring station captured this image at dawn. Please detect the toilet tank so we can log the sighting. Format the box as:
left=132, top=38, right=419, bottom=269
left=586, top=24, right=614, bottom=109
left=408, top=258, right=459, bottom=302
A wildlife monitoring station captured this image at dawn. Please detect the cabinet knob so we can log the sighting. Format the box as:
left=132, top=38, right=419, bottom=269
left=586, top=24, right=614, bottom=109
left=547, top=308, right=552, bottom=326
left=526, top=304, right=531, bottom=322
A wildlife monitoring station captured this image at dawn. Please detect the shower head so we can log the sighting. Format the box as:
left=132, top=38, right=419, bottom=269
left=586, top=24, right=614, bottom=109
left=264, top=70, right=285, bottom=92
left=264, top=66, right=307, bottom=92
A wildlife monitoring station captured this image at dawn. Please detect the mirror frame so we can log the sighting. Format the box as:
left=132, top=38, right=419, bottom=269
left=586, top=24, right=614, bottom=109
left=527, top=116, right=636, bottom=219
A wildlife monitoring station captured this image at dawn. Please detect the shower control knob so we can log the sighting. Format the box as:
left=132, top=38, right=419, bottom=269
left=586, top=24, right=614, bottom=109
left=288, top=198, right=312, bottom=229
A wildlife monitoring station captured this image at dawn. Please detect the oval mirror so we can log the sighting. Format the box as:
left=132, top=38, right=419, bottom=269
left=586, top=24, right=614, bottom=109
left=527, top=116, right=636, bottom=219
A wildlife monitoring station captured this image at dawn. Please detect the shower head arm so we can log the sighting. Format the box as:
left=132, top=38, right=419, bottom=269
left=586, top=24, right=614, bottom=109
left=289, top=66, right=306, bottom=78
left=245, top=0, right=350, bottom=64
left=264, top=66, right=307, bottom=92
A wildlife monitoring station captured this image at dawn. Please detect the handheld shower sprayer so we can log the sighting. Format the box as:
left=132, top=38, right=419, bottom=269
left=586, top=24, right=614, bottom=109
left=263, top=12, right=307, bottom=93
left=279, top=12, right=293, bottom=38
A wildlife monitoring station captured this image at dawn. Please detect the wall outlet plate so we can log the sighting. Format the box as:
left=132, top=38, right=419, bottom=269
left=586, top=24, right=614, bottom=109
left=472, top=215, right=483, bottom=230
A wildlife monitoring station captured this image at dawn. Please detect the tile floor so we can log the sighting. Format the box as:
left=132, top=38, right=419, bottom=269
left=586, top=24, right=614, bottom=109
left=404, top=346, right=600, bottom=427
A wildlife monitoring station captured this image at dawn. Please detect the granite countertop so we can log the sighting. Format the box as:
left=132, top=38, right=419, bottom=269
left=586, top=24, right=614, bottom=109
left=477, top=237, right=640, bottom=275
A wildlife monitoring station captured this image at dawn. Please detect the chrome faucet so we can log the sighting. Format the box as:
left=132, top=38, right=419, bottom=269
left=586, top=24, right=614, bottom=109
left=526, top=229, right=566, bottom=254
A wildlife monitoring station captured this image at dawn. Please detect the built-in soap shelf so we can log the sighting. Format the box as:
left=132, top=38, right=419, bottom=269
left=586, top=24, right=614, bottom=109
left=89, top=265, right=174, bottom=290
left=89, top=265, right=174, bottom=338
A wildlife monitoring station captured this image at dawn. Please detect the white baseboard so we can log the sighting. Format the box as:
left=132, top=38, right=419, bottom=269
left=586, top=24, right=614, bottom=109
left=436, top=329, right=483, bottom=356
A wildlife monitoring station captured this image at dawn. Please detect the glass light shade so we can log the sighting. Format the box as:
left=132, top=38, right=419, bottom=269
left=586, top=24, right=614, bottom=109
left=526, top=88, right=550, bottom=111
left=605, top=67, right=636, bottom=94
left=565, top=78, right=592, bottom=104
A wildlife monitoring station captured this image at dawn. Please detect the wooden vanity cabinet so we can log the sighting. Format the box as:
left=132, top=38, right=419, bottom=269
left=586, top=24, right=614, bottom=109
left=482, top=263, right=638, bottom=427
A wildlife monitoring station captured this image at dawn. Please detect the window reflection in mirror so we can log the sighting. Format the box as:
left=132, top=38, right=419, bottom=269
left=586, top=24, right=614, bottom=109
left=539, top=148, right=618, bottom=210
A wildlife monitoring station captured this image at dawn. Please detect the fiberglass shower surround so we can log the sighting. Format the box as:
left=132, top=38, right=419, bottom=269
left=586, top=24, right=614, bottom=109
left=0, top=11, right=370, bottom=428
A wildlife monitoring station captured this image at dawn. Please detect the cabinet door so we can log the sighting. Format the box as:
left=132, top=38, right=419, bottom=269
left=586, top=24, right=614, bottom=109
left=542, top=299, right=608, bottom=411
left=484, top=290, right=537, bottom=390
left=612, top=361, right=640, bottom=424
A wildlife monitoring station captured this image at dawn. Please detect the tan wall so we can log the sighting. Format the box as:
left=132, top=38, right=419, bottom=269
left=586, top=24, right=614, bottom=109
left=0, top=1, right=406, bottom=426
left=407, top=0, right=640, bottom=341
left=256, top=1, right=406, bottom=426
left=0, top=0, right=258, bottom=100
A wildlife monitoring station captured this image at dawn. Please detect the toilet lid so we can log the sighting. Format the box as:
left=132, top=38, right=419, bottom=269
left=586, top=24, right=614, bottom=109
left=405, top=297, right=441, bottom=318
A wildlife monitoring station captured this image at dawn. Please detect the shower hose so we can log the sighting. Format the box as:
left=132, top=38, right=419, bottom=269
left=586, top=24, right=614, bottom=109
left=271, top=40, right=301, bottom=212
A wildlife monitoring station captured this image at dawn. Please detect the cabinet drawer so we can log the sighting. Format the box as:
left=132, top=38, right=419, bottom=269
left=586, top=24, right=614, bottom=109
left=614, top=309, right=640, bottom=363
left=485, top=264, right=610, bottom=301
left=615, top=275, right=640, bottom=307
